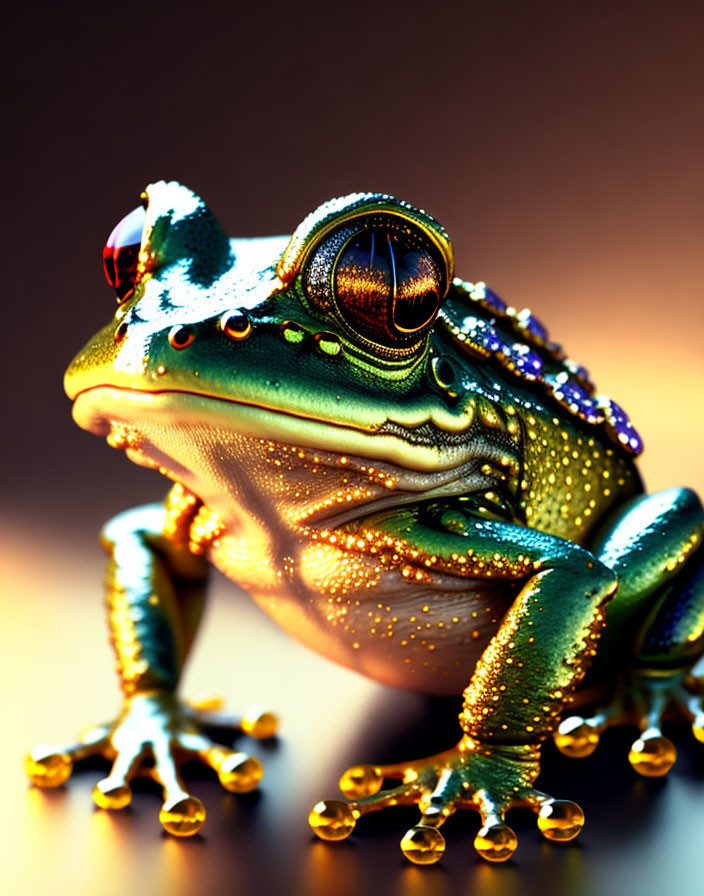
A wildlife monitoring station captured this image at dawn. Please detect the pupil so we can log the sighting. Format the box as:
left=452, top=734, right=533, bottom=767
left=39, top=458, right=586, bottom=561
left=334, top=228, right=441, bottom=344
left=225, top=312, right=248, bottom=332
left=391, top=246, right=441, bottom=333
left=333, top=230, right=394, bottom=344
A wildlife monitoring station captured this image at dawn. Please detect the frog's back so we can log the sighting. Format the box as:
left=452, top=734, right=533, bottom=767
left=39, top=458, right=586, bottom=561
left=436, top=280, right=643, bottom=545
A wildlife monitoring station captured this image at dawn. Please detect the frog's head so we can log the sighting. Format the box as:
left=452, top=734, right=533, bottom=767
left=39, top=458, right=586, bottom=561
left=66, top=183, right=510, bottom=528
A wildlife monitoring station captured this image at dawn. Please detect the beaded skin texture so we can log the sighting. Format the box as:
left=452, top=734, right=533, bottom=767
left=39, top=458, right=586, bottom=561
left=26, top=182, right=704, bottom=865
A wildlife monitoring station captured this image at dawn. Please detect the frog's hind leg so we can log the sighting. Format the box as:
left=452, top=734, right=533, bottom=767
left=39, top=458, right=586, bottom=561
left=310, top=505, right=618, bottom=863
left=555, top=487, right=704, bottom=776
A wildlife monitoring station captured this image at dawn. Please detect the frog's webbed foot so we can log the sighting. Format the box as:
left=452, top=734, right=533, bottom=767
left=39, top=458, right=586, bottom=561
left=553, top=672, right=703, bottom=777
left=25, top=691, right=277, bottom=836
left=309, top=736, right=584, bottom=864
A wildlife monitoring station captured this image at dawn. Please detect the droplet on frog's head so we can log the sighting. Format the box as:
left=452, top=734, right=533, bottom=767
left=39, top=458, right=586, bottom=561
left=103, top=206, right=147, bottom=303
left=220, top=310, right=252, bottom=341
left=168, top=325, right=195, bottom=350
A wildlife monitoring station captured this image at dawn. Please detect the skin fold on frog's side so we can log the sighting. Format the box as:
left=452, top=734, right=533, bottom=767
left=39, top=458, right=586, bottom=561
left=27, top=181, right=704, bottom=864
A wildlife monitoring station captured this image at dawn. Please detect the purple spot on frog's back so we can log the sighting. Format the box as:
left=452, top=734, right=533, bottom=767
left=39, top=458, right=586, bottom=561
left=483, top=286, right=507, bottom=314
left=516, top=310, right=549, bottom=344
left=598, top=397, right=644, bottom=455
left=565, top=360, right=596, bottom=393
left=551, top=379, right=605, bottom=424
left=507, top=344, right=543, bottom=379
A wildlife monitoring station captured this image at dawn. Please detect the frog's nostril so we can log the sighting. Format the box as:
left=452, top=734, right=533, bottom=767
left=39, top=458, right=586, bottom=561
left=220, top=310, right=252, bottom=341
left=431, top=356, right=456, bottom=390
left=168, top=326, right=195, bottom=350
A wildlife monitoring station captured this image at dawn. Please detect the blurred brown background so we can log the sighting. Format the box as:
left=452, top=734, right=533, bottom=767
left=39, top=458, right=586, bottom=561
left=2, top=2, right=703, bottom=895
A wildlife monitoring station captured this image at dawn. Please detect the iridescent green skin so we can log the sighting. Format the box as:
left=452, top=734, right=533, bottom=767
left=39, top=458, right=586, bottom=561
left=31, top=182, right=704, bottom=860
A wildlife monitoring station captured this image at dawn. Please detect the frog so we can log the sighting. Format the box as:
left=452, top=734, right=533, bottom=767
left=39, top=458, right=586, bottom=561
left=26, top=180, right=704, bottom=864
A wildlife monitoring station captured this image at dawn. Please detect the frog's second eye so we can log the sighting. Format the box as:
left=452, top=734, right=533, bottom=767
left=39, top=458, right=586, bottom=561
left=102, top=206, right=146, bottom=302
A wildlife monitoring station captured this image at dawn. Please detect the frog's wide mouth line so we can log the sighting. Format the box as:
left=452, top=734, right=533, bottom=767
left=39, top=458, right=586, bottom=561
left=71, top=384, right=478, bottom=473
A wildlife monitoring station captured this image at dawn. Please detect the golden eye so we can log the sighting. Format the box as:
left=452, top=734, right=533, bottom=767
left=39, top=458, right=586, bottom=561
left=334, top=229, right=441, bottom=344
left=304, top=218, right=447, bottom=350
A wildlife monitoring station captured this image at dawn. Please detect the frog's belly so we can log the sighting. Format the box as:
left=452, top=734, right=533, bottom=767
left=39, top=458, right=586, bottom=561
left=209, top=535, right=519, bottom=696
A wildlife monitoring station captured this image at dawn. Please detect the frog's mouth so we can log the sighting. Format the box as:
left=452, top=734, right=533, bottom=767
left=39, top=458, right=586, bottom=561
left=71, top=384, right=516, bottom=475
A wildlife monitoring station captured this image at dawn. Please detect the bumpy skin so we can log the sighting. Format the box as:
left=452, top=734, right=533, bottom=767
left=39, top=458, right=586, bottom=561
left=27, top=182, right=704, bottom=863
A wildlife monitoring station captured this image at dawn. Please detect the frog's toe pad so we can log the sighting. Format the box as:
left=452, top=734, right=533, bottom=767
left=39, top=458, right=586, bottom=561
left=159, top=796, right=206, bottom=836
left=473, top=822, right=518, bottom=862
left=308, top=800, right=358, bottom=841
left=554, top=716, right=601, bottom=758
left=400, top=825, right=446, bottom=864
left=628, top=731, right=677, bottom=777
left=25, top=748, right=75, bottom=789
left=537, top=799, right=585, bottom=841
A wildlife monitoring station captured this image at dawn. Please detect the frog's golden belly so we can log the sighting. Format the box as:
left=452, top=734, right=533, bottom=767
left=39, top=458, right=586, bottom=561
left=209, top=532, right=518, bottom=695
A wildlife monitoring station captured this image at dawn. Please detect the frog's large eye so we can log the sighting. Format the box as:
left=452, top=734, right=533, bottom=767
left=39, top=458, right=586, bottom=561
left=304, top=219, right=447, bottom=350
left=102, top=206, right=146, bottom=302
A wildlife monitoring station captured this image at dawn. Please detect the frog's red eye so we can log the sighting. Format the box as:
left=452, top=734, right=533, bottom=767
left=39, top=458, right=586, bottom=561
left=103, top=206, right=146, bottom=302
left=304, top=222, right=446, bottom=350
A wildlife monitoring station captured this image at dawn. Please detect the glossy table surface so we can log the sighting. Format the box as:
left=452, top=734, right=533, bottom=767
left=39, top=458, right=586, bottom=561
left=4, top=513, right=704, bottom=896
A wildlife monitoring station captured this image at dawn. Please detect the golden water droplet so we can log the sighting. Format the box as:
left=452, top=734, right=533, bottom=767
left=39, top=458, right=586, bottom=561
left=241, top=705, right=278, bottom=739
left=628, top=734, right=676, bottom=777
left=218, top=754, right=263, bottom=793
left=400, top=825, right=445, bottom=864
left=537, top=799, right=584, bottom=841
left=308, top=800, right=356, bottom=841
left=159, top=796, right=206, bottom=836
left=554, top=716, right=599, bottom=758
left=473, top=822, right=517, bottom=862
left=338, top=764, right=382, bottom=799
left=692, top=715, right=704, bottom=744
left=92, top=780, right=132, bottom=810
left=24, top=749, right=73, bottom=788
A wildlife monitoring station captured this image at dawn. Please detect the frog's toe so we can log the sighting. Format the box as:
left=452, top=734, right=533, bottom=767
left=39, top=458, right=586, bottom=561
left=673, top=675, right=704, bottom=747
left=627, top=729, right=677, bottom=777
left=147, top=739, right=207, bottom=836
left=198, top=744, right=263, bottom=793
left=311, top=741, right=585, bottom=864
left=25, top=729, right=111, bottom=789
left=92, top=747, right=143, bottom=809
left=554, top=713, right=604, bottom=758
left=469, top=789, right=584, bottom=860
left=186, top=702, right=279, bottom=740
left=556, top=674, right=682, bottom=777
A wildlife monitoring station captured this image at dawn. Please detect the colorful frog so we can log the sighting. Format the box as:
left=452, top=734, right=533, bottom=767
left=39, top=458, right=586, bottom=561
left=26, top=182, right=704, bottom=864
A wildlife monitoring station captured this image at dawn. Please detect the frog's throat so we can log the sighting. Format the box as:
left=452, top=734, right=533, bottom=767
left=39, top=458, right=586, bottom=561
left=71, top=385, right=514, bottom=474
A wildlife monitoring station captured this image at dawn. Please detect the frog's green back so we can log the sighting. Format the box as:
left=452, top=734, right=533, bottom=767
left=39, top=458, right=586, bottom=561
left=434, top=280, right=643, bottom=543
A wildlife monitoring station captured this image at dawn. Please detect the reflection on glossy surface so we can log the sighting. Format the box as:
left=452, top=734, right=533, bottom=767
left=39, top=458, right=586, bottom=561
left=6, top=516, right=704, bottom=895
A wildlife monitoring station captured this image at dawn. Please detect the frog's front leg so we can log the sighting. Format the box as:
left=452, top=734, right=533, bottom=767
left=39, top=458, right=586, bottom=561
left=25, top=486, right=276, bottom=836
left=309, top=507, right=617, bottom=864
left=555, top=487, right=704, bottom=775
